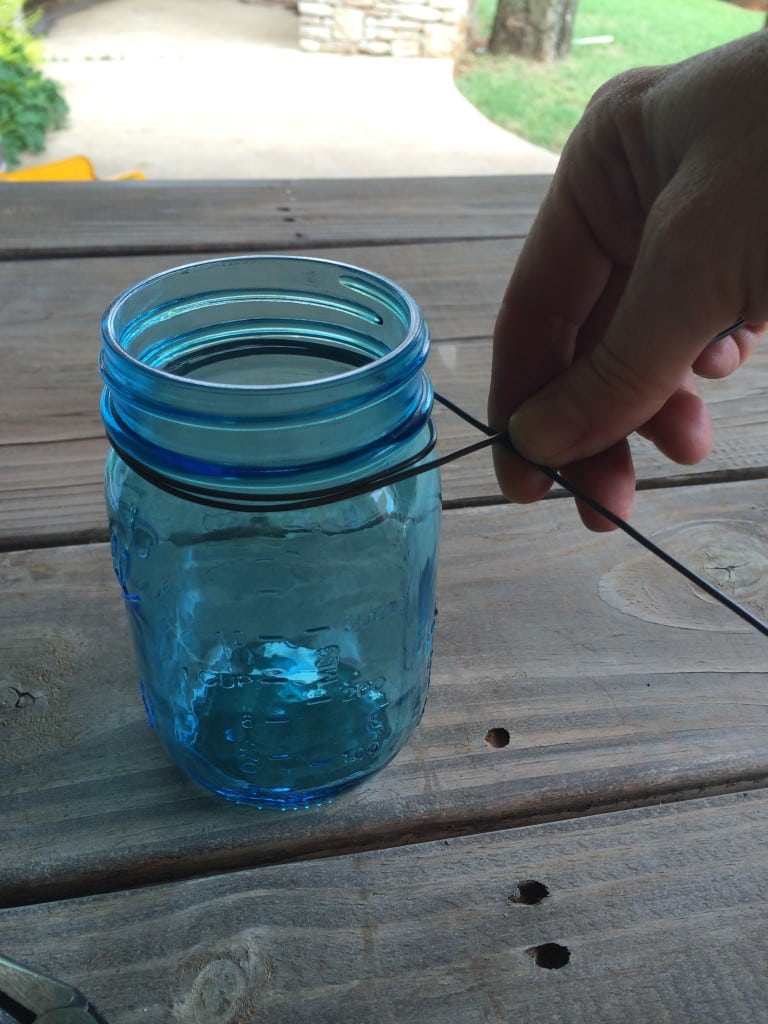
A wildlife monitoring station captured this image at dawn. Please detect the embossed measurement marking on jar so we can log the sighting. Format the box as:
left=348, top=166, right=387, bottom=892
left=343, top=600, right=399, bottom=631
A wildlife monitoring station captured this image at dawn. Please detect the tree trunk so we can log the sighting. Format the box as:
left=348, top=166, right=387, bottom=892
left=489, top=0, right=579, bottom=61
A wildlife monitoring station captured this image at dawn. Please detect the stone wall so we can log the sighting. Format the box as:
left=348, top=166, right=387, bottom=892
left=297, top=0, right=473, bottom=58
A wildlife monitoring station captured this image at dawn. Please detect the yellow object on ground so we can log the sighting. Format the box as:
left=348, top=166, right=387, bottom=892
left=0, top=156, right=145, bottom=181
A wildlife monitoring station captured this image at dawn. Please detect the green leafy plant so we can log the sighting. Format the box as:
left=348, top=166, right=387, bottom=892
left=0, top=0, right=68, bottom=168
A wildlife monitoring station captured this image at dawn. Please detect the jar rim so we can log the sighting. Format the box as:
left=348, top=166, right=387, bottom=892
left=101, top=254, right=425, bottom=395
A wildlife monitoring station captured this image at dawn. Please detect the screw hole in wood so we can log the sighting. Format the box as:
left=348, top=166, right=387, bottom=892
left=484, top=727, right=510, bottom=748
left=525, top=942, right=571, bottom=970
left=509, top=880, right=550, bottom=905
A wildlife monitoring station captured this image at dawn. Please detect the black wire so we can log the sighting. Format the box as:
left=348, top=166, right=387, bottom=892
left=711, top=317, right=746, bottom=342
left=107, top=427, right=441, bottom=514
left=107, top=317, right=768, bottom=636
left=477, top=316, right=768, bottom=637
left=434, top=392, right=768, bottom=637
left=433, top=390, right=496, bottom=437
left=497, top=437, right=768, bottom=639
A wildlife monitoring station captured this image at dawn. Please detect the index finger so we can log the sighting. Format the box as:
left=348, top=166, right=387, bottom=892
left=490, top=175, right=615, bottom=410
left=488, top=172, right=616, bottom=500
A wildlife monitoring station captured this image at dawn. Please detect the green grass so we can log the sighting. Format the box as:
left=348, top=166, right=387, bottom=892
left=455, top=0, right=765, bottom=153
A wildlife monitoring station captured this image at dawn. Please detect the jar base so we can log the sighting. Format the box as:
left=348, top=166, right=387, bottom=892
left=178, top=755, right=397, bottom=809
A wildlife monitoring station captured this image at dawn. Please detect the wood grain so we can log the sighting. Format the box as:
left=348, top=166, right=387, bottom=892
left=3, top=243, right=768, bottom=548
left=0, top=176, right=550, bottom=258
left=1, top=789, right=767, bottom=1023
left=5, top=177, right=768, bottom=1023
left=3, top=479, right=768, bottom=907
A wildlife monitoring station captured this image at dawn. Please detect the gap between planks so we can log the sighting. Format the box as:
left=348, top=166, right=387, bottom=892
left=0, top=233, right=531, bottom=263
left=5, top=772, right=768, bottom=913
left=5, top=467, right=768, bottom=554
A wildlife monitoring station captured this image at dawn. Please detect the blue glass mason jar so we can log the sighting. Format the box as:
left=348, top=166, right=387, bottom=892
left=100, top=255, right=441, bottom=806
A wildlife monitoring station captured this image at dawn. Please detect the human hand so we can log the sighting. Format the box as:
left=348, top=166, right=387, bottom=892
left=488, top=31, right=768, bottom=530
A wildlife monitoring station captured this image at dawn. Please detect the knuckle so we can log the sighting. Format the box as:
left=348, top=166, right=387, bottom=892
left=586, top=66, right=657, bottom=115
left=588, top=343, right=661, bottom=407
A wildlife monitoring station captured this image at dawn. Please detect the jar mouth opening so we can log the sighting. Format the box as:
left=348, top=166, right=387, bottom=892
left=99, top=255, right=435, bottom=501
left=101, top=256, right=424, bottom=394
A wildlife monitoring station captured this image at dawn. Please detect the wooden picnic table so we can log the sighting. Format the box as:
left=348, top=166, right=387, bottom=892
left=1, top=176, right=768, bottom=1023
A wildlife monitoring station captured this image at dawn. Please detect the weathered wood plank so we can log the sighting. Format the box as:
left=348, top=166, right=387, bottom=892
left=2, top=479, right=768, bottom=906
left=0, top=239, right=511, bottom=447
left=2, top=789, right=767, bottom=1023
left=3, top=243, right=768, bottom=547
left=0, top=176, right=550, bottom=258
